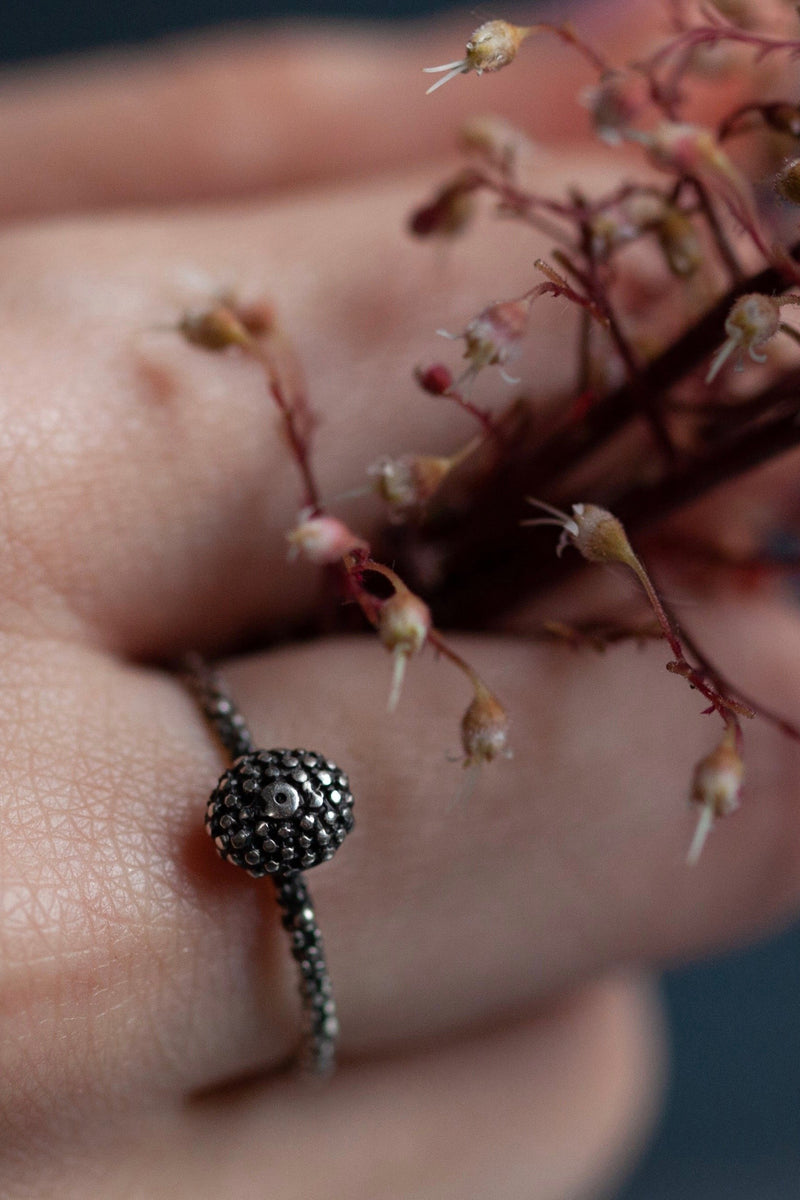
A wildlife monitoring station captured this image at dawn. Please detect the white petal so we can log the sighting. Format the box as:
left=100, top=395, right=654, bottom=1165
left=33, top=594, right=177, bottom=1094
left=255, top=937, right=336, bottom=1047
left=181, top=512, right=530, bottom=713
left=705, top=335, right=739, bottom=383
left=425, top=65, right=470, bottom=94
left=423, top=59, right=468, bottom=72
left=687, top=803, right=714, bottom=866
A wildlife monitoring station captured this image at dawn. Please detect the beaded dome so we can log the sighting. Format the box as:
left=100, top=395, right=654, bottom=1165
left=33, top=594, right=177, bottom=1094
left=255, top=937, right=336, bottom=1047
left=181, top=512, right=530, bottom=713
left=206, top=748, right=354, bottom=877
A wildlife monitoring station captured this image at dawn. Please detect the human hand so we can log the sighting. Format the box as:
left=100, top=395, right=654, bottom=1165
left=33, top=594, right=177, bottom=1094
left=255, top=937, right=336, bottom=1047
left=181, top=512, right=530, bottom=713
left=1, top=10, right=799, bottom=1199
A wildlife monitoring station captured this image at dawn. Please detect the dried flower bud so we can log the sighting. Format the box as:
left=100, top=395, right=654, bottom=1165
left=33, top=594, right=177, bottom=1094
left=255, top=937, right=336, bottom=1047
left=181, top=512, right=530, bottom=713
left=369, top=454, right=453, bottom=509
left=657, top=208, right=703, bottom=277
left=566, top=504, right=638, bottom=566
left=581, top=70, right=650, bottom=144
left=644, top=122, right=720, bottom=174
left=588, top=213, right=637, bottom=260
left=409, top=177, right=476, bottom=238
left=415, top=363, right=454, bottom=395
left=179, top=305, right=250, bottom=351
left=287, top=512, right=368, bottom=565
left=525, top=499, right=639, bottom=569
left=461, top=681, right=510, bottom=767
left=641, top=122, right=754, bottom=222
left=775, top=158, right=800, bottom=205
left=424, top=20, right=532, bottom=94
left=624, top=194, right=668, bottom=227
left=379, top=589, right=431, bottom=655
left=687, top=727, right=744, bottom=864
left=459, top=114, right=529, bottom=170
left=440, top=298, right=530, bottom=384
left=467, top=20, right=530, bottom=71
left=378, top=588, right=431, bottom=711
left=706, top=293, right=781, bottom=383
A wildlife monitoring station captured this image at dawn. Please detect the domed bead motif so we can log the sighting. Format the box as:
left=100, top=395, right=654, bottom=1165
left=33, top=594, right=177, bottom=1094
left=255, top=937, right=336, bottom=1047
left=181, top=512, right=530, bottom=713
left=206, top=748, right=354, bottom=877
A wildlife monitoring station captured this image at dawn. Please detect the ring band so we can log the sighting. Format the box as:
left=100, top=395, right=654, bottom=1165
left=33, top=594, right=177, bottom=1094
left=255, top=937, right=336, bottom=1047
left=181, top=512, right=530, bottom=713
left=184, top=653, right=354, bottom=1076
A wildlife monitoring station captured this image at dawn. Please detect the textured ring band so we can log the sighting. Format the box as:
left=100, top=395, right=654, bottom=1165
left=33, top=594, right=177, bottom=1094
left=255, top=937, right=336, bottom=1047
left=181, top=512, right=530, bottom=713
left=184, top=653, right=354, bottom=1076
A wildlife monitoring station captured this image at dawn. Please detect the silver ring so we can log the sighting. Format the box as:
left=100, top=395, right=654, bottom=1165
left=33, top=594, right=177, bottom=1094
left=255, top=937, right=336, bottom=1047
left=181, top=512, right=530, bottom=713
left=184, top=653, right=354, bottom=1076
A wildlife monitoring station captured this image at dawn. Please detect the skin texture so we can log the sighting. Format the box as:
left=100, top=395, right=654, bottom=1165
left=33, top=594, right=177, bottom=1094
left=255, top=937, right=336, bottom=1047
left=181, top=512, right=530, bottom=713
left=0, top=8, right=799, bottom=1198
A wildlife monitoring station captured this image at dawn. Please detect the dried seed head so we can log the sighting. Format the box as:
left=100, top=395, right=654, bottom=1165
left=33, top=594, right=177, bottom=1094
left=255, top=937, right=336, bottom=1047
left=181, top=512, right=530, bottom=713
left=424, top=20, right=531, bottom=94
left=775, top=158, right=800, bottom=205
left=461, top=681, right=510, bottom=767
left=287, top=512, right=368, bottom=564
left=706, top=293, right=781, bottom=383
left=687, top=727, right=744, bottom=864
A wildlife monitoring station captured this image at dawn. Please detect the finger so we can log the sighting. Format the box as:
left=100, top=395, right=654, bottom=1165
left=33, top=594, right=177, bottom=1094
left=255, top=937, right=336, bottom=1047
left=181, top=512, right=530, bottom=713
left=7, top=975, right=661, bottom=1200
left=0, top=7, right=752, bottom=220
left=2, top=610, right=798, bottom=1135
left=130, top=977, right=661, bottom=1200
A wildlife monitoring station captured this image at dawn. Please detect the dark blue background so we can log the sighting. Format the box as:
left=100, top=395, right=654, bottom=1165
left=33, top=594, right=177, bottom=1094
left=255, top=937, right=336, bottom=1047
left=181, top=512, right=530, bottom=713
left=1, top=4, right=799, bottom=1198
left=0, top=0, right=457, bottom=64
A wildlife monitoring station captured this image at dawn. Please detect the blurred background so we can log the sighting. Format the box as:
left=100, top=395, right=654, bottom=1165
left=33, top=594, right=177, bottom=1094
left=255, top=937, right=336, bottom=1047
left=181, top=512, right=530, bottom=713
left=1, top=3, right=799, bottom=1197
left=0, top=0, right=441, bottom=60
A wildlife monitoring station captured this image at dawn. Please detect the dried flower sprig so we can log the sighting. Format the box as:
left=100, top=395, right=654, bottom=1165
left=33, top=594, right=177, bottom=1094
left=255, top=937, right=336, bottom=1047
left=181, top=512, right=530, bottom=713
left=525, top=500, right=753, bottom=719
left=524, top=499, right=753, bottom=859
left=177, top=299, right=508, bottom=766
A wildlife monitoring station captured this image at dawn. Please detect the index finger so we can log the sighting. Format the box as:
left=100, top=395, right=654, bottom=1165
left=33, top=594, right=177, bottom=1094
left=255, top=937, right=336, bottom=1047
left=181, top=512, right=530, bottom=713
left=0, top=4, right=719, bottom=220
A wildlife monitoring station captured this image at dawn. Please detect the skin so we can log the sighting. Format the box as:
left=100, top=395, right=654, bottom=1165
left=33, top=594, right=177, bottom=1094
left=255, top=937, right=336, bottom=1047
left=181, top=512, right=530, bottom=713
left=0, top=8, right=799, bottom=1198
